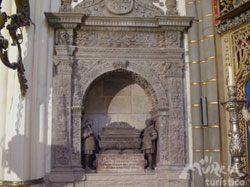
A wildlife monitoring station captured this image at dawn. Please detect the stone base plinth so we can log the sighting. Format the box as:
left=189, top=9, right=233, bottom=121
left=96, top=153, right=145, bottom=173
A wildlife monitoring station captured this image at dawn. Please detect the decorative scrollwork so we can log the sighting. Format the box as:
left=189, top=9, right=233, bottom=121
left=218, top=0, right=249, bottom=16
left=0, top=0, right=31, bottom=96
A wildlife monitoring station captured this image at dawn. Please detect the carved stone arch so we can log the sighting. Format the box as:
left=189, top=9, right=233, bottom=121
left=73, top=61, right=168, bottom=111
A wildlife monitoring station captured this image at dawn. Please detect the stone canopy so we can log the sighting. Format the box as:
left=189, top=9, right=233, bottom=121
left=45, top=0, right=193, bottom=186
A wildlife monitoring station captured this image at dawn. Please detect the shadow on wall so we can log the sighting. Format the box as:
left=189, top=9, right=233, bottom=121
left=1, top=132, right=50, bottom=180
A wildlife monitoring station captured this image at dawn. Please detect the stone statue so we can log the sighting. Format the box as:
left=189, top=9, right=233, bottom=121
left=165, top=0, right=178, bottom=15
left=82, top=119, right=96, bottom=171
left=141, top=118, right=158, bottom=170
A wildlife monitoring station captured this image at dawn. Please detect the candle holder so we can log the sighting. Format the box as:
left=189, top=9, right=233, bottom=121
left=221, top=85, right=247, bottom=186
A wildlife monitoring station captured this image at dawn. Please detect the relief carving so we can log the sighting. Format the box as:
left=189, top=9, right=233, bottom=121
left=75, top=31, right=166, bottom=48
left=48, top=1, right=189, bottom=185
left=72, top=0, right=164, bottom=17
left=155, top=115, right=169, bottom=164
left=72, top=59, right=169, bottom=110
left=165, top=31, right=180, bottom=47
left=167, top=78, right=185, bottom=164
left=56, top=145, right=70, bottom=165
left=163, top=61, right=184, bottom=77
left=169, top=121, right=185, bottom=164
left=113, top=60, right=129, bottom=69
left=54, top=59, right=73, bottom=74
left=56, top=29, right=74, bottom=45
left=105, top=0, right=134, bottom=15
left=165, top=0, right=178, bottom=15
left=71, top=106, right=83, bottom=166
left=60, top=0, right=72, bottom=12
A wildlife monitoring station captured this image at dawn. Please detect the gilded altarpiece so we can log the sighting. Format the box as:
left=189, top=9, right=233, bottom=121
left=45, top=0, right=192, bottom=186
left=220, top=23, right=250, bottom=183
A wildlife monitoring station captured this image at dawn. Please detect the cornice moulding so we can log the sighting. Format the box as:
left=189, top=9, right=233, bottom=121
left=45, top=12, right=193, bottom=31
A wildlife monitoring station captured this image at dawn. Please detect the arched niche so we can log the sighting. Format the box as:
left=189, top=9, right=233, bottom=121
left=82, top=70, right=154, bottom=136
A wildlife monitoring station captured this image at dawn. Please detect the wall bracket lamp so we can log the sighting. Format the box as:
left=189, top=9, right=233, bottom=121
left=0, top=0, right=31, bottom=97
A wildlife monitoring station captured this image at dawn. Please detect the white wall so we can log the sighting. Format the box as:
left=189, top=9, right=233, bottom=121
left=0, top=0, right=60, bottom=181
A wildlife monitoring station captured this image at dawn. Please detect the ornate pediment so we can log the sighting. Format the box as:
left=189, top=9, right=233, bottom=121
left=71, top=0, right=164, bottom=17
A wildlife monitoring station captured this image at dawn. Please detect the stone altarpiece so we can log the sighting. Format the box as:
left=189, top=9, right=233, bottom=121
left=45, top=1, right=192, bottom=186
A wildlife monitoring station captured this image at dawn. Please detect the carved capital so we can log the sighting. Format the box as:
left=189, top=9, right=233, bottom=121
left=71, top=105, right=83, bottom=117
left=45, top=12, right=85, bottom=29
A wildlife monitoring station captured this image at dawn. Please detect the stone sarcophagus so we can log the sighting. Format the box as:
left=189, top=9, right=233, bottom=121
left=99, top=122, right=141, bottom=153
left=97, top=122, right=144, bottom=173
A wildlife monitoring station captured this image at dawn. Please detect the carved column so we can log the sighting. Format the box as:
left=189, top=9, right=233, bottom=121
left=46, top=13, right=85, bottom=175
left=52, top=57, right=73, bottom=170
left=151, top=109, right=169, bottom=166
left=155, top=59, right=186, bottom=168
left=167, top=77, right=185, bottom=165
left=71, top=106, right=83, bottom=170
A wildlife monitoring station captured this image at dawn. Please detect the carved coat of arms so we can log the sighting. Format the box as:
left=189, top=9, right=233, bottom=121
left=105, top=0, right=134, bottom=15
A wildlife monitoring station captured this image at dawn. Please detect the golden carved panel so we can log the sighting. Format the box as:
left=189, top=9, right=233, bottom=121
left=234, top=23, right=250, bottom=180
left=232, top=24, right=250, bottom=73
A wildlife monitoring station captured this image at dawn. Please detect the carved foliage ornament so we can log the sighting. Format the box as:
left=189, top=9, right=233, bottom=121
left=0, top=0, right=31, bottom=96
left=76, top=31, right=166, bottom=48
left=216, top=9, right=250, bottom=33
left=71, top=0, right=165, bottom=17
left=218, top=0, right=249, bottom=16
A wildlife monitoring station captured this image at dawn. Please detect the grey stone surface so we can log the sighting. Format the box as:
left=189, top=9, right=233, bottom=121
left=96, top=154, right=145, bottom=173
left=98, top=122, right=141, bottom=152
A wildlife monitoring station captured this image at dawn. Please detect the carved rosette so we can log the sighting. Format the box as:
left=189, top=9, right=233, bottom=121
left=56, top=29, right=74, bottom=45
left=165, top=31, right=180, bottom=48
